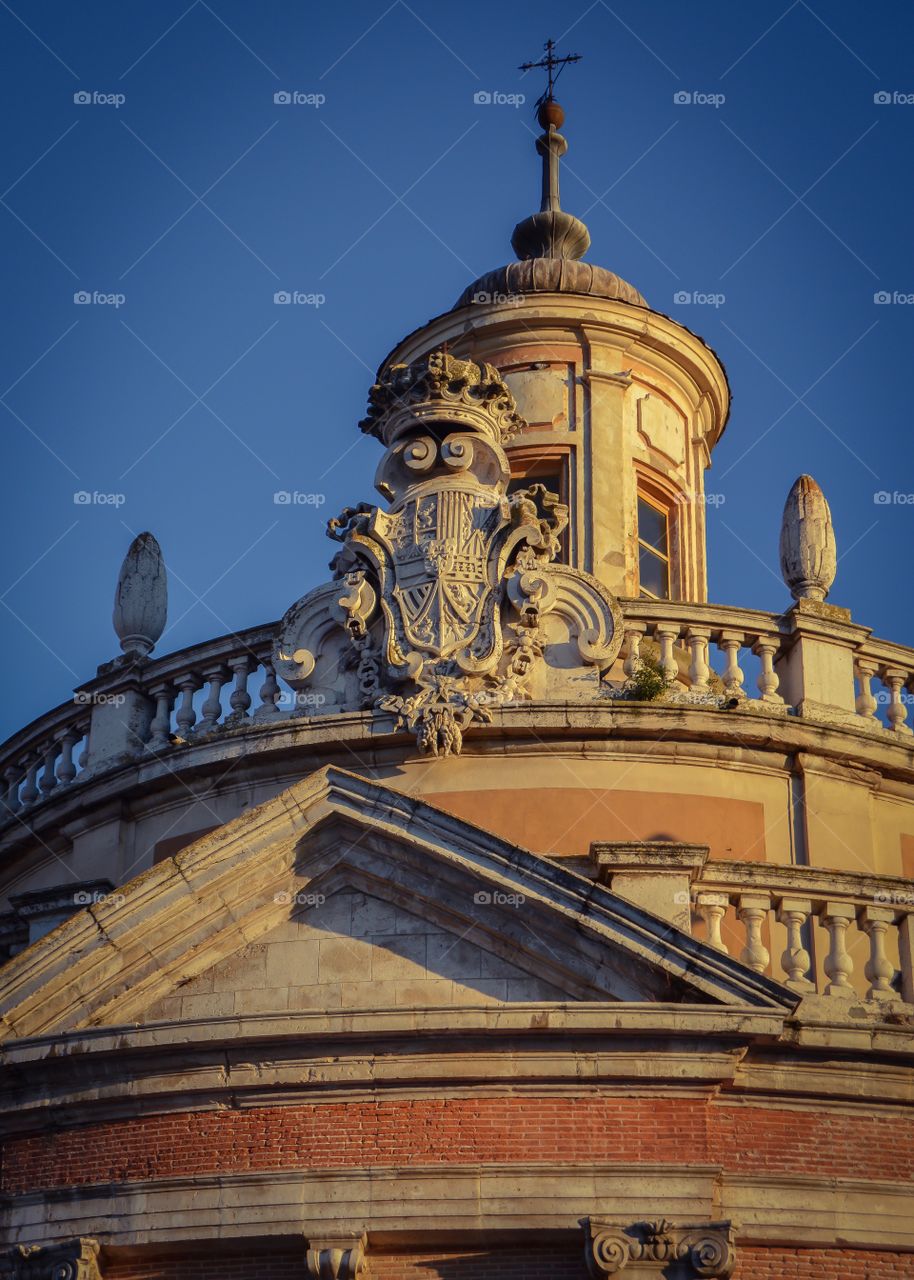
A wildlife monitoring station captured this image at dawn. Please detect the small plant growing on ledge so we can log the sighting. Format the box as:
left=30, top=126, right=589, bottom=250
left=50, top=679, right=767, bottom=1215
left=625, top=652, right=672, bottom=702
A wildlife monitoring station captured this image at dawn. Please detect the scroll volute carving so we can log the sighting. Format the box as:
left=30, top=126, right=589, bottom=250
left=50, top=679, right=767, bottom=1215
left=0, top=1238, right=104, bottom=1280
left=581, top=1217, right=736, bottom=1279
left=305, top=1236, right=368, bottom=1280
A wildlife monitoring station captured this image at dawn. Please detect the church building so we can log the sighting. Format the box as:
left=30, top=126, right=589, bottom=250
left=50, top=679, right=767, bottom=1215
left=1, top=49, right=913, bottom=1280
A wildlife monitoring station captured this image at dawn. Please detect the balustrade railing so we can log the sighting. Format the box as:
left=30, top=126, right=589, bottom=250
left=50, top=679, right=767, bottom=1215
left=692, top=861, right=914, bottom=1004
left=3, top=598, right=914, bottom=831
left=0, top=622, right=297, bottom=826
left=620, top=600, right=790, bottom=709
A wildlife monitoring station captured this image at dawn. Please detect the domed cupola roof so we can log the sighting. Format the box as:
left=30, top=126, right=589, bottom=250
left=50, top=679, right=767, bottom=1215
left=454, top=83, right=646, bottom=311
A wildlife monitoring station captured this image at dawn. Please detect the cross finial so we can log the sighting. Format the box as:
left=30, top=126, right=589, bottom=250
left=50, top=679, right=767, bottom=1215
left=519, top=38, right=582, bottom=105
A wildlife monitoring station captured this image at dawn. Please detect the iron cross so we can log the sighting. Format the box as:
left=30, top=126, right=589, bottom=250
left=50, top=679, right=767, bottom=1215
left=518, top=38, right=582, bottom=102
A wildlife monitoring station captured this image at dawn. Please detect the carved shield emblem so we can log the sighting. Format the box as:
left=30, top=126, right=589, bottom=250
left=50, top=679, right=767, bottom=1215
left=377, top=489, right=506, bottom=658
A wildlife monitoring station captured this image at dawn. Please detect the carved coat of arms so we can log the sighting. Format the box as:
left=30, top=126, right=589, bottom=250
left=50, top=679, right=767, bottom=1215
left=275, top=350, right=621, bottom=756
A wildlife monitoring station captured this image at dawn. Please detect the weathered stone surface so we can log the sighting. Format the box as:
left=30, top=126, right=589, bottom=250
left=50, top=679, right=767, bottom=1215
left=779, top=474, right=837, bottom=602
left=112, top=531, right=167, bottom=656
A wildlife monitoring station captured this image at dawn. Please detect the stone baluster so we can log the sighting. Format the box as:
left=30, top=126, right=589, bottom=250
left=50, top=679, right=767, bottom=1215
left=860, top=905, right=896, bottom=1001
left=882, top=668, right=912, bottom=735
left=854, top=658, right=879, bottom=720
left=738, top=893, right=771, bottom=973
left=19, top=753, right=40, bottom=808
left=197, top=665, right=229, bottom=735
left=654, top=623, right=679, bottom=683
left=753, top=637, right=784, bottom=704
left=226, top=654, right=255, bottom=725
left=696, top=892, right=729, bottom=953
left=56, top=727, right=79, bottom=785
left=898, top=911, right=914, bottom=1005
left=146, top=682, right=175, bottom=751
left=686, top=627, right=711, bottom=694
left=39, top=741, right=58, bottom=796
left=622, top=625, right=646, bottom=679
left=253, top=659, right=283, bottom=721
left=718, top=630, right=746, bottom=700
left=821, top=902, right=855, bottom=996
left=174, top=673, right=200, bottom=742
left=776, top=897, right=814, bottom=991
left=2, top=765, right=22, bottom=815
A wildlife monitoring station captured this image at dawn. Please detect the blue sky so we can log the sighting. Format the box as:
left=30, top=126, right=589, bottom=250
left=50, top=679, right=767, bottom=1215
left=1, top=0, right=912, bottom=737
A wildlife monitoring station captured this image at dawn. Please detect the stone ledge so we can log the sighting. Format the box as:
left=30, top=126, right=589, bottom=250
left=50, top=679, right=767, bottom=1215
left=2, top=1165, right=912, bottom=1254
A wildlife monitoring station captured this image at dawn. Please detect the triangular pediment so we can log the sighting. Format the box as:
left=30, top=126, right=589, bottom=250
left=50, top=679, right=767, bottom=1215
left=0, top=767, right=794, bottom=1040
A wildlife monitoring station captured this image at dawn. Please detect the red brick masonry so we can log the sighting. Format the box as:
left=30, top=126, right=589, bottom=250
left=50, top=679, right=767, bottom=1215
left=104, top=1247, right=914, bottom=1280
left=4, top=1096, right=914, bottom=1192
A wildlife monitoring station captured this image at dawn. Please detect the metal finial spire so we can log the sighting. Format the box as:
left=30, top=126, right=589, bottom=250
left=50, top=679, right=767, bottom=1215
left=518, top=38, right=582, bottom=108
left=513, top=39, right=590, bottom=261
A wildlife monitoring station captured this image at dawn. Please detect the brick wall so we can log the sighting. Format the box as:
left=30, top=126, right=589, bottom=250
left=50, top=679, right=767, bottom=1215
left=103, top=1247, right=914, bottom=1280
left=4, top=1096, right=914, bottom=1193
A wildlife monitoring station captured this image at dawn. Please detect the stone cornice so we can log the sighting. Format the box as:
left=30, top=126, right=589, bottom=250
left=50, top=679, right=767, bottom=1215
left=6, top=699, right=914, bottom=870
left=2, top=1164, right=912, bottom=1255
left=1, top=1006, right=912, bottom=1131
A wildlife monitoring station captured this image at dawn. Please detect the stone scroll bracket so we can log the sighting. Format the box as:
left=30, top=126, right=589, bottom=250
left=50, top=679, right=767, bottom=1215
left=581, top=1217, right=736, bottom=1279
left=0, top=1238, right=104, bottom=1280
left=305, top=1235, right=369, bottom=1280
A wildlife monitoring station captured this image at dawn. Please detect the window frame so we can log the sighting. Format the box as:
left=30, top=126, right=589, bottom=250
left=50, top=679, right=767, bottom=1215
left=634, top=468, right=682, bottom=601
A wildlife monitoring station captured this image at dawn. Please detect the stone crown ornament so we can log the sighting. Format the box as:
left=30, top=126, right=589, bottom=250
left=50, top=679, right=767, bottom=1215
left=275, top=347, right=622, bottom=757
left=359, top=350, right=525, bottom=447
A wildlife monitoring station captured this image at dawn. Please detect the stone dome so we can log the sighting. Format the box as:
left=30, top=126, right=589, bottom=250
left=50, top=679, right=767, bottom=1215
left=454, top=257, right=647, bottom=311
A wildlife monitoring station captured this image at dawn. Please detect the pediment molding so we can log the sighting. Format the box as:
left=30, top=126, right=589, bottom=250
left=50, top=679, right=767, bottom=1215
left=0, top=767, right=794, bottom=1042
